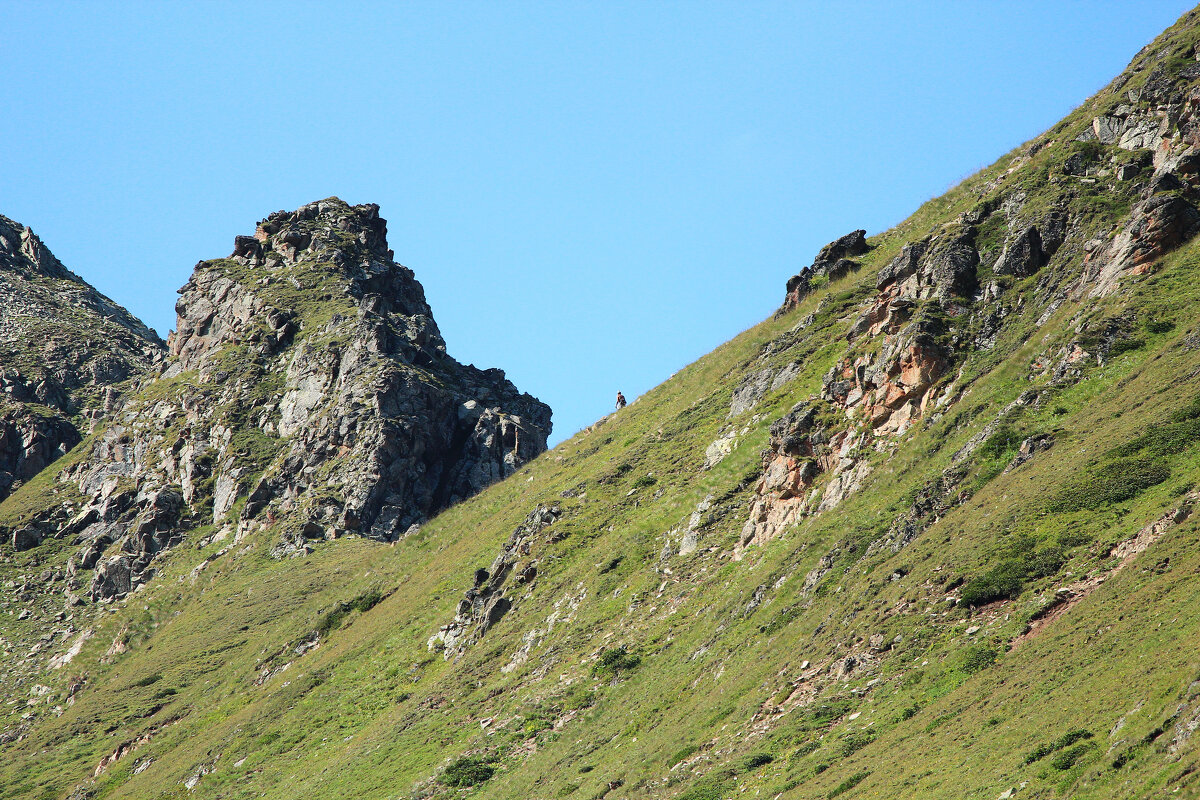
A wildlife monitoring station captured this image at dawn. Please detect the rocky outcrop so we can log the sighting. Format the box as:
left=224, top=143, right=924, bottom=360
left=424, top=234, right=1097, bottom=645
left=0, top=406, right=81, bottom=502
left=745, top=223, right=975, bottom=554
left=847, top=224, right=981, bottom=345
left=872, top=228, right=978, bottom=303
left=780, top=229, right=869, bottom=313
left=1086, top=187, right=1200, bottom=295
left=0, top=214, right=165, bottom=500
left=177, top=200, right=552, bottom=541
left=17, top=198, right=552, bottom=602
left=728, top=363, right=802, bottom=419
left=831, top=313, right=953, bottom=435
left=993, top=225, right=1047, bottom=277
left=430, top=504, right=561, bottom=658
left=737, top=403, right=867, bottom=557
left=1078, top=79, right=1200, bottom=296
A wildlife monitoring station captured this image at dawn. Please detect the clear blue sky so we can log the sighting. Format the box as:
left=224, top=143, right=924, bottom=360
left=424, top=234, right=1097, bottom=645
left=2, top=2, right=1193, bottom=444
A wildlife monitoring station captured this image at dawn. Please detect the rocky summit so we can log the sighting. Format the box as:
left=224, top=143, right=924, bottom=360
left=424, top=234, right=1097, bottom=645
left=163, top=199, right=551, bottom=544
left=12, top=9, right=1200, bottom=800
left=6, top=198, right=550, bottom=607
left=0, top=215, right=164, bottom=507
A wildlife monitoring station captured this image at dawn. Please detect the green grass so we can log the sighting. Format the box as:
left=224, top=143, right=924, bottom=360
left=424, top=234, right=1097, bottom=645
left=6, top=13, right=1200, bottom=800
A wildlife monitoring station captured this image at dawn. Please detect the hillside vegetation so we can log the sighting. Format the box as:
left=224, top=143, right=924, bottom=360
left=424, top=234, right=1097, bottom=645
left=6, top=8, right=1200, bottom=800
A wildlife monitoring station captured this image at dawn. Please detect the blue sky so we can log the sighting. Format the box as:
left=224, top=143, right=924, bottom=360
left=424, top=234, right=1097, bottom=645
left=1, top=1, right=1194, bottom=444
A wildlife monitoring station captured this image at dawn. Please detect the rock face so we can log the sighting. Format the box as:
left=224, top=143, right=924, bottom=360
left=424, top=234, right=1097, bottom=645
left=0, top=214, right=165, bottom=501
left=780, top=229, right=870, bottom=313
left=740, top=404, right=829, bottom=556
left=993, top=225, right=1047, bottom=277
left=19, top=198, right=552, bottom=601
left=1078, top=82, right=1200, bottom=296
left=751, top=41, right=1200, bottom=557
left=873, top=228, right=978, bottom=302
left=430, top=504, right=561, bottom=658
left=1086, top=188, right=1200, bottom=295
left=747, top=222, right=982, bottom=552
left=168, top=200, right=551, bottom=540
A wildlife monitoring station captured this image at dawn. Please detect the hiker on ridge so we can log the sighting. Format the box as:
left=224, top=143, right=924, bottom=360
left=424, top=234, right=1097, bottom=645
left=616, top=391, right=626, bottom=410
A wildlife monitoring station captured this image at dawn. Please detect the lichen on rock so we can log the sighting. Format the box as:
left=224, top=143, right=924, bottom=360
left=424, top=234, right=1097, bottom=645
left=11, top=198, right=553, bottom=600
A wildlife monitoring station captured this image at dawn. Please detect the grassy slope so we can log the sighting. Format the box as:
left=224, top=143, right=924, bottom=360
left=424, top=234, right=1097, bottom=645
left=5, top=11, right=1200, bottom=800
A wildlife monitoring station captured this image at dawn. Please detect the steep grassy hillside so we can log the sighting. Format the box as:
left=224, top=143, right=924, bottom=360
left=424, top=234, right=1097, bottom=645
left=7, top=8, right=1200, bottom=800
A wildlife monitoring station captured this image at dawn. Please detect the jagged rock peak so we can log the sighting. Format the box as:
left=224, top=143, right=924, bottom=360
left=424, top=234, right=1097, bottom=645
left=169, top=197, right=446, bottom=373
left=0, top=213, right=72, bottom=281
left=249, top=197, right=391, bottom=262
left=162, top=198, right=552, bottom=544
left=6, top=198, right=553, bottom=597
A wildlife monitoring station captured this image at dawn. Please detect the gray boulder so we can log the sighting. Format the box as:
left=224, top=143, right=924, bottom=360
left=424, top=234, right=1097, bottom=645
left=993, top=226, right=1046, bottom=278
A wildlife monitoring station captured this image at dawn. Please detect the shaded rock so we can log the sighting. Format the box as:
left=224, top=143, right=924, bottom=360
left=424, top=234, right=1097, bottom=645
left=818, top=229, right=869, bottom=261
left=0, top=214, right=165, bottom=503
left=876, top=239, right=928, bottom=290
left=0, top=410, right=81, bottom=501
left=993, top=226, right=1046, bottom=278
left=874, top=228, right=978, bottom=302
left=90, top=555, right=135, bottom=601
left=923, top=232, right=979, bottom=299
left=1039, top=209, right=1069, bottom=257
left=11, top=526, right=42, bottom=551
left=1092, top=115, right=1125, bottom=144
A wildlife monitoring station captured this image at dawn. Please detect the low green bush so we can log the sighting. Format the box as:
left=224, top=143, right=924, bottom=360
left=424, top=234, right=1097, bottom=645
left=563, top=685, right=596, bottom=711
left=957, top=644, right=998, bottom=675
left=442, top=755, right=497, bottom=787
left=977, top=424, right=1022, bottom=460
left=678, top=774, right=733, bottom=800
left=593, top=647, right=641, bottom=679
left=1107, top=418, right=1200, bottom=460
left=668, top=744, right=698, bottom=766
left=828, top=771, right=870, bottom=798
left=1144, top=318, right=1174, bottom=334
left=960, top=545, right=1063, bottom=607
left=1051, top=742, right=1091, bottom=770
left=1107, top=337, right=1145, bottom=357
left=836, top=731, right=876, bottom=757
left=1048, top=456, right=1169, bottom=512
left=1023, top=729, right=1092, bottom=765
left=740, top=752, right=774, bottom=771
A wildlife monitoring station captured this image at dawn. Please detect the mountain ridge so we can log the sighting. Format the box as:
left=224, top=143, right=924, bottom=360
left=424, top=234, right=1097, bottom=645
left=0, top=213, right=164, bottom=509
left=6, top=8, right=1200, bottom=800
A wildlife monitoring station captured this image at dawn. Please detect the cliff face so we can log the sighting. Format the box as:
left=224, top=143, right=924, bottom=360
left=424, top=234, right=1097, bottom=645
left=163, top=199, right=551, bottom=543
left=6, top=198, right=550, bottom=603
left=0, top=215, right=164, bottom=508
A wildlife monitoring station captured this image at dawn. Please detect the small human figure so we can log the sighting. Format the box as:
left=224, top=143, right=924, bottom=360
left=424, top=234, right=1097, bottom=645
left=615, top=391, right=627, bottom=410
